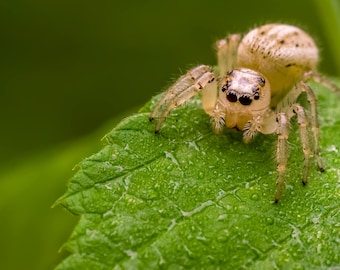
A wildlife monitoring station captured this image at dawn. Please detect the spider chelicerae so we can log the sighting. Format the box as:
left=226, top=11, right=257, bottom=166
left=149, top=23, right=339, bottom=202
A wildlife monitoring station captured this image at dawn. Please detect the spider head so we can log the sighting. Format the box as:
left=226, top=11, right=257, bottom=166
left=221, top=68, right=270, bottom=110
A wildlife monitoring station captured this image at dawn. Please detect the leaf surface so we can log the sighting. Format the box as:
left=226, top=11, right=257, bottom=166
left=56, top=82, right=340, bottom=269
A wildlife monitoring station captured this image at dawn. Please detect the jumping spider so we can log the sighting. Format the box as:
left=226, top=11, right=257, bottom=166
left=149, top=23, right=339, bottom=202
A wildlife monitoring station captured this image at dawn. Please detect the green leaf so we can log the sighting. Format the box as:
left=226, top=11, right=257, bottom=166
left=0, top=114, right=130, bottom=270
left=56, top=81, right=340, bottom=269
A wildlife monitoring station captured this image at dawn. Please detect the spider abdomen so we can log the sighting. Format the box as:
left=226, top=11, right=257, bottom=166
left=237, top=24, right=319, bottom=107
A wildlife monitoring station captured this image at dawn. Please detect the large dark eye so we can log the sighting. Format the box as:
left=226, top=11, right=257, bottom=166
left=239, top=95, right=252, bottom=105
left=226, top=91, right=238, bottom=102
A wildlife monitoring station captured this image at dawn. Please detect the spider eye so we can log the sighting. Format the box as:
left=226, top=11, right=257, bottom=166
left=254, top=93, right=260, bottom=100
left=226, top=91, right=238, bottom=102
left=258, top=77, right=266, bottom=87
left=239, top=95, right=252, bottom=105
left=222, top=80, right=231, bottom=92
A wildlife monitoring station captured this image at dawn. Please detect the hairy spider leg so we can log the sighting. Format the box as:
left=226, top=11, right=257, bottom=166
left=291, top=104, right=312, bottom=185
left=216, top=34, right=241, bottom=76
left=298, top=82, right=324, bottom=171
left=275, top=113, right=290, bottom=202
left=306, top=71, right=340, bottom=96
left=149, top=65, right=216, bottom=132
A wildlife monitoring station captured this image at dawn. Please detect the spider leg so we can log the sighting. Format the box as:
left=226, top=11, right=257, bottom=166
left=277, top=82, right=324, bottom=171
left=216, top=34, right=241, bottom=76
left=297, top=82, right=325, bottom=171
left=275, top=113, right=290, bottom=203
left=305, top=71, right=340, bottom=96
left=291, top=104, right=312, bottom=185
left=149, top=65, right=216, bottom=133
left=150, top=65, right=210, bottom=121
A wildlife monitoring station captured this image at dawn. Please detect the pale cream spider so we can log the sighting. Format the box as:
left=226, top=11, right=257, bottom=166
left=149, top=23, right=339, bottom=202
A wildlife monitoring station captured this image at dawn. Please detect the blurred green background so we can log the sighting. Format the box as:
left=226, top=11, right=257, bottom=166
left=0, top=0, right=339, bottom=269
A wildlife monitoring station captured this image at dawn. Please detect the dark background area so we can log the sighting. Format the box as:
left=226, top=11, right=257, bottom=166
left=0, top=0, right=338, bottom=168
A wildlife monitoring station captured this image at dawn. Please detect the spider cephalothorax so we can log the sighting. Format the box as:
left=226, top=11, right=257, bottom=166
left=149, top=23, right=339, bottom=202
